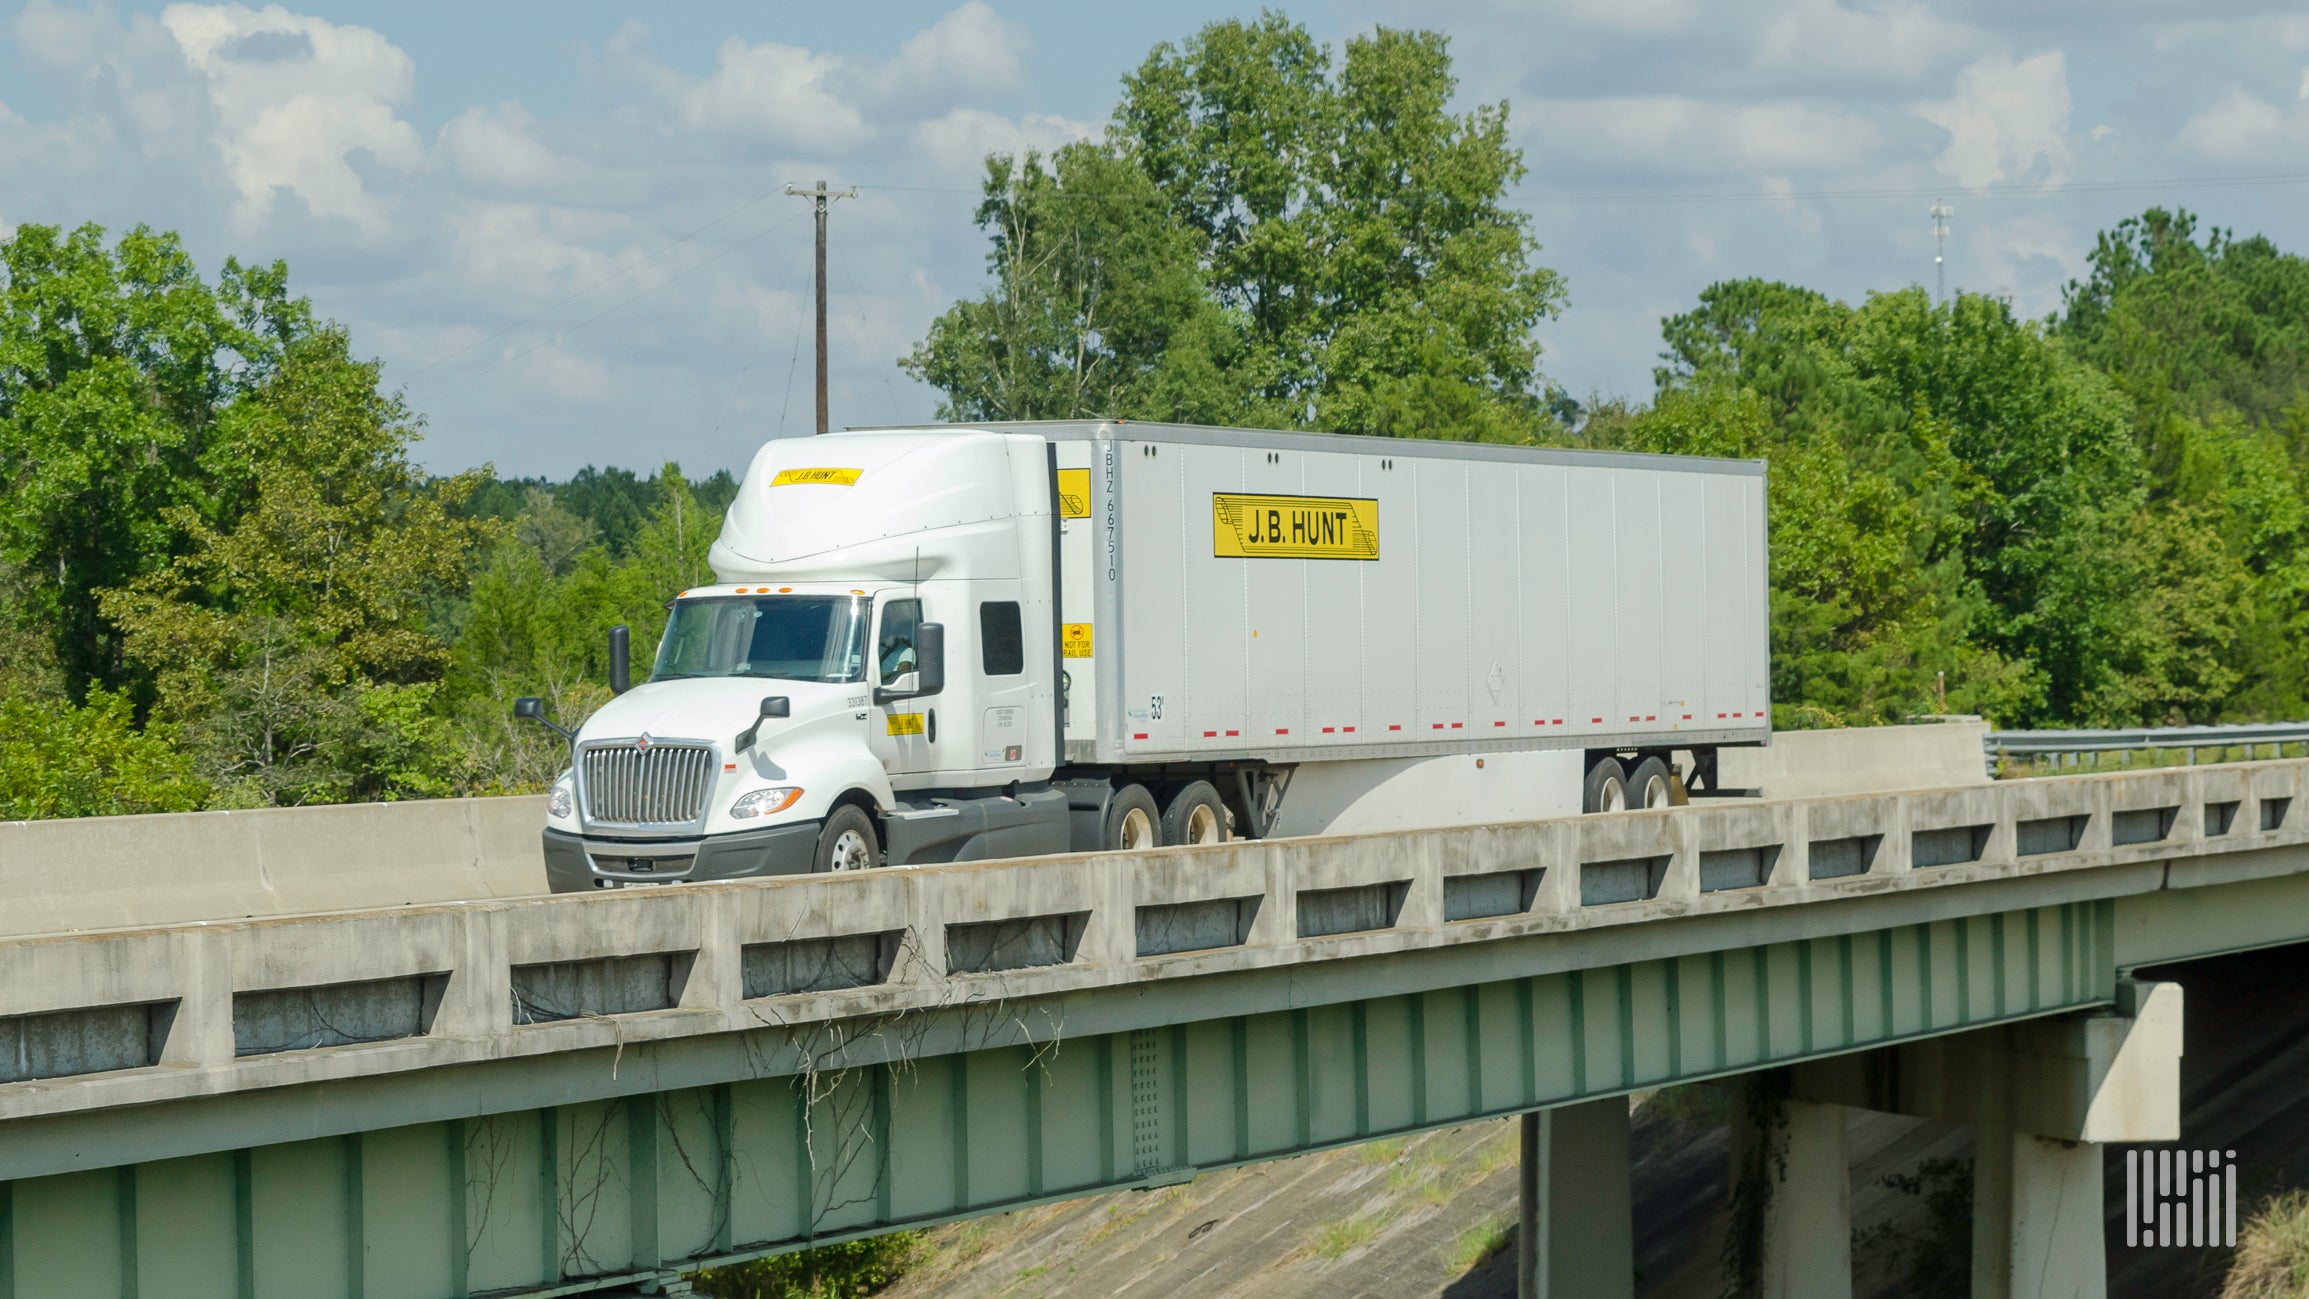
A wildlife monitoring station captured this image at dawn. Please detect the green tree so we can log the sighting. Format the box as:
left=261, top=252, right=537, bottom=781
left=911, top=12, right=1566, bottom=440
left=0, top=688, right=207, bottom=820
left=444, top=463, right=720, bottom=790
left=0, top=222, right=311, bottom=697
left=100, top=330, right=493, bottom=805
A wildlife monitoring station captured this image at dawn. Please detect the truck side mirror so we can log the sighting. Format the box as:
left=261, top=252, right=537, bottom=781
left=915, top=622, right=945, bottom=696
left=608, top=625, right=631, bottom=695
left=513, top=696, right=575, bottom=742
left=873, top=624, right=944, bottom=704
left=735, top=695, right=791, bottom=754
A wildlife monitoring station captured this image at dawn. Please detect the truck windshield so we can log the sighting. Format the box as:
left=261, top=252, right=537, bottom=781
left=653, top=595, right=868, bottom=683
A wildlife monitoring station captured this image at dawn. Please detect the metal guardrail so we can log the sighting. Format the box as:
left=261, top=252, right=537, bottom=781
left=1987, top=721, right=2309, bottom=774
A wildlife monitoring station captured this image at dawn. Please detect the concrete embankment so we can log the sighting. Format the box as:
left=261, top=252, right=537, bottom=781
left=0, top=795, right=550, bottom=937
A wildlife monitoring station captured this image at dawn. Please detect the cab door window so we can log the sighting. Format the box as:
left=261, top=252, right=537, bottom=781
left=877, top=599, right=922, bottom=685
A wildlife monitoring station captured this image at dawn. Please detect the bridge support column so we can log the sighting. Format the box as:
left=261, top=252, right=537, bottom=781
left=1794, top=980, right=2182, bottom=1299
left=1517, top=1096, right=1632, bottom=1299
left=1730, top=1087, right=1854, bottom=1299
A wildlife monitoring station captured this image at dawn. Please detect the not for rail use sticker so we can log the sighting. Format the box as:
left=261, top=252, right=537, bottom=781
left=1212, top=493, right=1379, bottom=560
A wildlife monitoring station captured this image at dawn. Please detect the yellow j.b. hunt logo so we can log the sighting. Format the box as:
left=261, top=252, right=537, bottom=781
left=1212, top=493, right=1380, bottom=560
left=770, top=467, right=863, bottom=486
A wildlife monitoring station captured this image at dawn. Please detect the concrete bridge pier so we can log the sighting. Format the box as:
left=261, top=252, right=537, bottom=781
left=1517, top=1096, right=1634, bottom=1299
left=1731, top=1091, right=1855, bottom=1299
left=1783, top=980, right=2183, bottom=1299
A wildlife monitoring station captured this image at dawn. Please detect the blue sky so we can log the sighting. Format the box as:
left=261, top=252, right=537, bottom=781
left=5, top=1, right=2309, bottom=478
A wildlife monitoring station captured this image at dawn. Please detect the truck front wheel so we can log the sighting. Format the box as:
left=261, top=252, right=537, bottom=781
left=813, top=805, right=881, bottom=872
left=1104, top=784, right=1160, bottom=851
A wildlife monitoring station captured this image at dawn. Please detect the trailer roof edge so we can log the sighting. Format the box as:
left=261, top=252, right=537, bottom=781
left=838, top=419, right=1769, bottom=478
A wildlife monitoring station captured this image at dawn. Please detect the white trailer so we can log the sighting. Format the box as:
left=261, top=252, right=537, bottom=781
left=524, top=421, right=1769, bottom=889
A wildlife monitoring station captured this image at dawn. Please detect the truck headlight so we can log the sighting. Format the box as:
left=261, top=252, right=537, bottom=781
left=548, top=780, right=574, bottom=820
left=730, top=787, right=803, bottom=820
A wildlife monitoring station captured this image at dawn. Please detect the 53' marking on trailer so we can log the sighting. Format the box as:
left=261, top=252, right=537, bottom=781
left=1212, top=493, right=1380, bottom=560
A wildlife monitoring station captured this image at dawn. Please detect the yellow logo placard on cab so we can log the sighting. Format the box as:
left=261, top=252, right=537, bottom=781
left=1061, top=623, right=1093, bottom=658
left=1212, top=493, right=1380, bottom=560
left=886, top=713, right=926, bottom=736
left=771, top=467, right=863, bottom=487
left=1056, top=469, right=1092, bottom=519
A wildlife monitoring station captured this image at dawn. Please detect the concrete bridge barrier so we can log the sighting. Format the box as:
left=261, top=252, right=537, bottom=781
left=0, top=795, right=551, bottom=938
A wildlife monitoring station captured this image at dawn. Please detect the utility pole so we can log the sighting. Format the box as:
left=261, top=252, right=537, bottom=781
left=786, top=180, right=857, bottom=434
left=1929, top=198, right=1954, bottom=303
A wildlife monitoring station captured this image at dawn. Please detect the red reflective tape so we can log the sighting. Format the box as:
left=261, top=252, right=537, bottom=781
left=1494, top=720, right=1506, bottom=727
left=1275, top=728, right=1290, bottom=735
left=1389, top=724, right=1402, bottom=731
left=1203, top=730, right=1217, bottom=738
left=1645, top=715, right=1656, bottom=722
left=1717, top=713, right=1726, bottom=719
left=1682, top=714, right=1691, bottom=720
left=1451, top=722, right=1464, bottom=729
left=1226, top=729, right=1240, bottom=737
left=1344, top=726, right=1356, bottom=733
left=1432, top=723, right=1445, bottom=730
left=1554, top=719, right=1564, bottom=725
left=1591, top=717, right=1603, bottom=724
left=1133, top=733, right=1148, bottom=740
left=1322, top=726, right=1335, bottom=733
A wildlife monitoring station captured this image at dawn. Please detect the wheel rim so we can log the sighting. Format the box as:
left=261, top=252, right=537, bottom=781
left=1119, top=806, right=1155, bottom=850
left=1640, top=776, right=1671, bottom=809
left=830, top=827, right=873, bottom=871
left=1183, top=803, right=1221, bottom=845
left=1598, top=777, right=1627, bottom=813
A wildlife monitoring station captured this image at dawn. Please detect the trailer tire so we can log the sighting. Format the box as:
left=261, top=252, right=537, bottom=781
left=1583, top=758, right=1629, bottom=814
left=813, top=804, right=882, bottom=872
left=1104, top=784, right=1161, bottom=851
left=1627, top=757, right=1674, bottom=810
left=1161, top=782, right=1228, bottom=847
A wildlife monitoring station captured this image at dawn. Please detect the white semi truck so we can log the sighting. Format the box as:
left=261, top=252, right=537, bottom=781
left=521, top=421, right=1769, bottom=890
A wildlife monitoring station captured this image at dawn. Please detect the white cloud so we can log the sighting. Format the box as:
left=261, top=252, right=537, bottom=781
left=2177, top=88, right=2309, bottom=160
left=440, top=102, right=581, bottom=191
left=667, top=36, right=870, bottom=150
left=1531, top=96, right=1881, bottom=173
left=1913, top=51, right=2072, bottom=190
left=874, top=2, right=1028, bottom=113
left=911, top=109, right=1096, bottom=176
left=1755, top=0, right=1980, bottom=82
left=158, top=3, right=423, bottom=233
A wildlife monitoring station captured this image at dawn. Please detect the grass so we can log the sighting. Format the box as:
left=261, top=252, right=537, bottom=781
left=1474, top=1128, right=1519, bottom=1176
left=2224, top=1190, right=2309, bottom=1298
left=1447, top=1219, right=1515, bottom=1274
left=1359, top=1136, right=1411, bottom=1164
left=1311, top=1215, right=1381, bottom=1260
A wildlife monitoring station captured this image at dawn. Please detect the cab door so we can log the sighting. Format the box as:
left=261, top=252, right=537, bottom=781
left=868, top=596, right=937, bottom=781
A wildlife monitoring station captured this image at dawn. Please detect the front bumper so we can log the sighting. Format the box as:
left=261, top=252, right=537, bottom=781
left=543, top=820, right=820, bottom=892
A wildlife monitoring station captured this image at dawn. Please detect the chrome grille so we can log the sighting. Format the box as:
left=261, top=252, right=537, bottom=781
left=579, top=741, right=715, bottom=825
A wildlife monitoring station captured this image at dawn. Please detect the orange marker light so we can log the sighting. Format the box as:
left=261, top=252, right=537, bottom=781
left=778, top=587, right=793, bottom=593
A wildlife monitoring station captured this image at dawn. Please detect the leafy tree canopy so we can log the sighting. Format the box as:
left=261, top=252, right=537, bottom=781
left=908, top=11, right=1566, bottom=442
